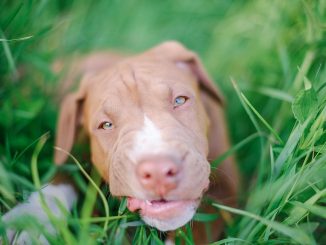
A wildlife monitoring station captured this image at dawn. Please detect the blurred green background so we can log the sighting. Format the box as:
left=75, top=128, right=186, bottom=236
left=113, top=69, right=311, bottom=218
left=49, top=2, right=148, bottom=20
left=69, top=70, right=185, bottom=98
left=1, top=0, right=326, bottom=244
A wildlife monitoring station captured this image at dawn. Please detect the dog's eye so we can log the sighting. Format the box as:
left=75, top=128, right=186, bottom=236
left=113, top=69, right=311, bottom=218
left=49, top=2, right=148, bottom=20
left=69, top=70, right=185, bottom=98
left=98, top=121, right=113, bottom=130
left=174, top=96, right=188, bottom=107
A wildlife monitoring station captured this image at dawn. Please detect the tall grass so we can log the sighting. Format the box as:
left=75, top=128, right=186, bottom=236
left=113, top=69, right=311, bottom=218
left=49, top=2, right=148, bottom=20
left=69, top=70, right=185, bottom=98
left=1, top=0, right=325, bottom=244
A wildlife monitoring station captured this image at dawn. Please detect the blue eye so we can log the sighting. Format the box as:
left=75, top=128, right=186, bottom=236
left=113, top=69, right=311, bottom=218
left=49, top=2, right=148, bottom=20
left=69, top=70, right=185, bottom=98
left=174, top=96, right=188, bottom=107
left=99, top=121, right=113, bottom=130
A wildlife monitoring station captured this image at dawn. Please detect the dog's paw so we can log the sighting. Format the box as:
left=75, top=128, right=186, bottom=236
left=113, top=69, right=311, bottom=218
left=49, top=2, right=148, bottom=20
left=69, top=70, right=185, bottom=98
left=1, top=184, right=77, bottom=244
left=3, top=228, right=52, bottom=245
left=2, top=202, right=56, bottom=244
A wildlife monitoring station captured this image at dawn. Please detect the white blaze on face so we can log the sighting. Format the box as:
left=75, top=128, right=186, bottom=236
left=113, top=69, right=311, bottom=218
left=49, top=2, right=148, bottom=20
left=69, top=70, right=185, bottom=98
left=130, top=115, right=166, bottom=162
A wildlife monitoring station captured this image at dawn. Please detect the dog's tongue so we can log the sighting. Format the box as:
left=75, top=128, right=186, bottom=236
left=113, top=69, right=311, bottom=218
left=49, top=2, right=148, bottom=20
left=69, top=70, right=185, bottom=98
left=127, top=197, right=192, bottom=219
left=127, top=197, right=147, bottom=212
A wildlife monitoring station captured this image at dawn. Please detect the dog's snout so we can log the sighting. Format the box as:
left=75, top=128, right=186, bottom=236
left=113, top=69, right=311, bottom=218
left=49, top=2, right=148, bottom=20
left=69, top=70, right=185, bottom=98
left=136, top=158, right=180, bottom=196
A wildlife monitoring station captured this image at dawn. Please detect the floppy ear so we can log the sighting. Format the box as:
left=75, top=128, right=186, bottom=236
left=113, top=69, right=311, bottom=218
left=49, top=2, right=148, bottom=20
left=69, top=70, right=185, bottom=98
left=152, top=41, right=239, bottom=205
left=54, top=81, right=87, bottom=165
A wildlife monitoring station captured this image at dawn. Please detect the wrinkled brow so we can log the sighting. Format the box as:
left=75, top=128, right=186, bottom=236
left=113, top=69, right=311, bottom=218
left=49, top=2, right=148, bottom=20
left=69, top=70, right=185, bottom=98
left=102, top=95, right=122, bottom=115
left=146, top=82, right=173, bottom=99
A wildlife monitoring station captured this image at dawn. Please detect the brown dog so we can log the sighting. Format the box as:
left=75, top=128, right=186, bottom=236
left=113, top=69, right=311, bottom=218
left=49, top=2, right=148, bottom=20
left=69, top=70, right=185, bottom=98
left=3, top=41, right=239, bottom=243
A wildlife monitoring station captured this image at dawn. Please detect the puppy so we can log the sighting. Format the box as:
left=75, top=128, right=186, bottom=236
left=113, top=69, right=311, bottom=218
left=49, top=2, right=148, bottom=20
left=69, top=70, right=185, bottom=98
left=2, top=41, right=239, bottom=243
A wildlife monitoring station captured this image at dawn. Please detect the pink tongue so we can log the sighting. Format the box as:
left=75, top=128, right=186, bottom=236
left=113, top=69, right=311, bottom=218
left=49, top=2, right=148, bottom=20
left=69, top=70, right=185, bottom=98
left=127, top=197, right=145, bottom=212
left=127, top=197, right=194, bottom=219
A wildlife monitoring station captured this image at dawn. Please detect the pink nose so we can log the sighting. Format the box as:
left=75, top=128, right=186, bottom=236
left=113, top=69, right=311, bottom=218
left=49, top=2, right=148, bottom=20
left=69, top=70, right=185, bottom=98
left=136, top=158, right=180, bottom=196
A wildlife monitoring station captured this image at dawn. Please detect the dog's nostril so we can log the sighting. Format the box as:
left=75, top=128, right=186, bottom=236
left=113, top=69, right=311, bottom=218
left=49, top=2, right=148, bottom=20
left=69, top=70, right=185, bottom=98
left=137, top=158, right=180, bottom=195
left=166, top=169, right=176, bottom=177
left=144, top=173, right=151, bottom=179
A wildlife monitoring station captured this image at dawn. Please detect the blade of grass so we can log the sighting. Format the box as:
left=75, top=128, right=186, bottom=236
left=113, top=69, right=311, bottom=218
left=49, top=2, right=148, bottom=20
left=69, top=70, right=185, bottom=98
left=0, top=163, right=15, bottom=203
left=79, top=167, right=101, bottom=241
left=240, top=92, right=283, bottom=144
left=251, top=86, right=294, bottom=103
left=290, top=201, right=326, bottom=219
left=73, top=214, right=135, bottom=224
left=2, top=2, right=23, bottom=30
left=54, top=147, right=110, bottom=231
left=31, top=134, right=49, bottom=188
left=0, top=29, right=18, bottom=80
left=231, top=78, right=262, bottom=135
left=211, top=237, right=251, bottom=245
left=0, top=36, right=33, bottom=42
left=212, top=202, right=314, bottom=244
left=269, top=145, right=275, bottom=182
left=263, top=212, right=277, bottom=241
left=231, top=78, right=267, bottom=185
left=31, top=134, right=77, bottom=245
left=176, top=228, right=193, bottom=245
left=150, top=232, right=164, bottom=245
left=185, top=223, right=194, bottom=244
left=211, top=132, right=262, bottom=169
left=273, top=119, right=310, bottom=178
left=119, top=220, right=145, bottom=228
left=118, top=197, right=128, bottom=215
left=285, top=188, right=326, bottom=225
left=11, top=134, right=51, bottom=166
left=293, top=51, right=315, bottom=92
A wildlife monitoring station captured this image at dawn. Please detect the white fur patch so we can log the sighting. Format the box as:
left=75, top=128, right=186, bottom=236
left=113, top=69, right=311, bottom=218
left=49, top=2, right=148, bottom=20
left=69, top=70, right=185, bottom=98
left=141, top=203, right=196, bottom=231
left=2, top=184, right=77, bottom=244
left=130, top=115, right=166, bottom=162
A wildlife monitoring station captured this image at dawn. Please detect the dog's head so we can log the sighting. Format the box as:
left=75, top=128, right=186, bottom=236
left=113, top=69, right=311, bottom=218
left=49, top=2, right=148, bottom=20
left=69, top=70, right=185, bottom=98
left=54, top=41, right=228, bottom=231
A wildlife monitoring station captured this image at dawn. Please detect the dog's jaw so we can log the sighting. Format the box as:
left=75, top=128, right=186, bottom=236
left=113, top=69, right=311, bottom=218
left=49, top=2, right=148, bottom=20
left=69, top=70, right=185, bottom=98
left=141, top=206, right=197, bottom=231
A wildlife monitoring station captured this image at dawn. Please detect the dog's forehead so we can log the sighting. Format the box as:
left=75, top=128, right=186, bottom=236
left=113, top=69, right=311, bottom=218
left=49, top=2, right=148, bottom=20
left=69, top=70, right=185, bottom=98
left=86, top=59, right=197, bottom=107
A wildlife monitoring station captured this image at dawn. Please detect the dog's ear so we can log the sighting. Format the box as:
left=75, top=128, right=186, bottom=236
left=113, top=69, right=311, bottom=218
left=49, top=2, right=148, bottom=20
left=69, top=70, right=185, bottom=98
left=153, top=41, right=239, bottom=205
left=54, top=78, right=88, bottom=165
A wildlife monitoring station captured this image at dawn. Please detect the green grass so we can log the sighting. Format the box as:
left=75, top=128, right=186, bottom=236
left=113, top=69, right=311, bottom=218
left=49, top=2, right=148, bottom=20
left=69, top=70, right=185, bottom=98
left=1, top=0, right=326, bottom=244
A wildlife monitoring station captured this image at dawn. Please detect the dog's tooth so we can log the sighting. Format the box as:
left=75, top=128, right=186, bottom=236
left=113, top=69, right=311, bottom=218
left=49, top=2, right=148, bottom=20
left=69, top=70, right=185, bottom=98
left=146, top=200, right=152, bottom=206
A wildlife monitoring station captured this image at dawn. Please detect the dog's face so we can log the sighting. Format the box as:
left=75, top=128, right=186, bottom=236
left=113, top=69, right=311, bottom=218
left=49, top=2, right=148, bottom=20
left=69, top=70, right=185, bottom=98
left=85, top=60, right=210, bottom=230
left=55, top=42, right=225, bottom=231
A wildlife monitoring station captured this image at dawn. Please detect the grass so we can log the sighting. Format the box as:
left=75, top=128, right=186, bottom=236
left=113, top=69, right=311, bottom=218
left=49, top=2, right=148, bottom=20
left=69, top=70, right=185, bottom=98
left=0, top=0, right=326, bottom=244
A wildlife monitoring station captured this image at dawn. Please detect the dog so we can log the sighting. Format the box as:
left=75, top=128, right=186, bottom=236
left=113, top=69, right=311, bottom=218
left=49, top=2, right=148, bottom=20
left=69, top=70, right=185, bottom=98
left=2, top=41, right=239, bottom=244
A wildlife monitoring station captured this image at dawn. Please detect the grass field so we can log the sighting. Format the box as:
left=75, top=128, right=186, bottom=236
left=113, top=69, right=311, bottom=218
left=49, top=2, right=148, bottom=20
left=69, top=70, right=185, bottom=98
left=1, top=0, right=326, bottom=244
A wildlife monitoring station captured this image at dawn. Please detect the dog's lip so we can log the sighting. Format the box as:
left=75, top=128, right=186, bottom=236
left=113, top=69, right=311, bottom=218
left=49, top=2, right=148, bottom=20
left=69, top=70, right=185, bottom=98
left=127, top=197, right=199, bottom=219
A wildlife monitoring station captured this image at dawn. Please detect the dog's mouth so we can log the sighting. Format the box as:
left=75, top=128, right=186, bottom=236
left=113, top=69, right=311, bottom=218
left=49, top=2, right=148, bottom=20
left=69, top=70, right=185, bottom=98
left=127, top=197, right=200, bottom=220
